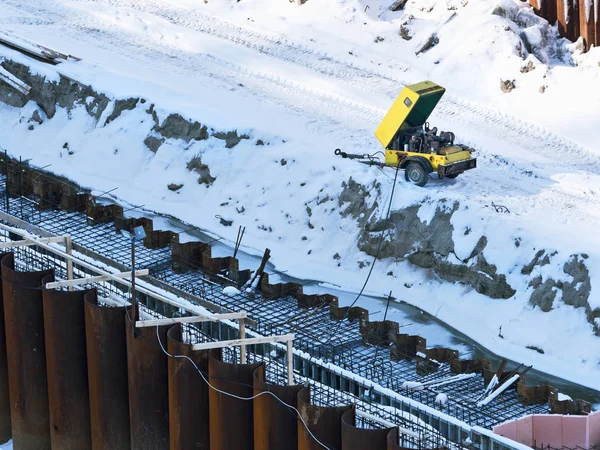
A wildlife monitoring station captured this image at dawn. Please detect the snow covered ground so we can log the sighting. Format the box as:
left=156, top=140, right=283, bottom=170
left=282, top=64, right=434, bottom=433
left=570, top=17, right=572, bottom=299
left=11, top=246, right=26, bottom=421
left=0, top=0, right=599, bottom=391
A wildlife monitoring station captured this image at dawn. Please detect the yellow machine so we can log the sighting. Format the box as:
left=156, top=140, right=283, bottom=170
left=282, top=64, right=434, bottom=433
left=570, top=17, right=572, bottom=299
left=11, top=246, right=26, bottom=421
left=335, top=81, right=476, bottom=187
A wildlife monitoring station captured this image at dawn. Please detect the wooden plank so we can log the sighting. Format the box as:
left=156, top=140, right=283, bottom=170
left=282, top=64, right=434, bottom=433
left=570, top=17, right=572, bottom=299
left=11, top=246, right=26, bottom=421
left=0, top=66, right=31, bottom=96
left=191, top=333, right=294, bottom=351
left=45, top=269, right=150, bottom=289
left=135, top=312, right=247, bottom=328
left=0, top=236, right=68, bottom=248
left=0, top=31, right=68, bottom=64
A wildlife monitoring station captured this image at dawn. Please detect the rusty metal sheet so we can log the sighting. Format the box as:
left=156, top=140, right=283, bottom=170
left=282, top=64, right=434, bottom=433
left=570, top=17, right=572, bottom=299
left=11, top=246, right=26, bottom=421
left=0, top=253, right=12, bottom=443
left=253, top=365, right=302, bottom=450
left=297, top=386, right=352, bottom=450
left=126, top=306, right=170, bottom=450
left=167, top=324, right=210, bottom=450
left=386, top=428, right=401, bottom=450
left=208, top=349, right=263, bottom=449
left=1, top=252, right=53, bottom=449
left=341, top=408, right=391, bottom=450
left=557, top=0, right=578, bottom=41
left=84, top=289, right=131, bottom=450
left=580, top=0, right=596, bottom=49
left=42, top=284, right=92, bottom=449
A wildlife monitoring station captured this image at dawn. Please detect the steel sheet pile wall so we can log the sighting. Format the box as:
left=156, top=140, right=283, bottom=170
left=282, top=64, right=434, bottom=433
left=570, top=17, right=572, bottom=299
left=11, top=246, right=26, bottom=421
left=167, top=324, right=210, bottom=450
left=42, top=282, right=92, bottom=449
left=126, top=308, right=170, bottom=450
left=1, top=253, right=54, bottom=449
left=529, top=0, right=599, bottom=50
left=84, top=290, right=131, bottom=449
left=0, top=251, right=425, bottom=450
left=0, top=254, right=11, bottom=444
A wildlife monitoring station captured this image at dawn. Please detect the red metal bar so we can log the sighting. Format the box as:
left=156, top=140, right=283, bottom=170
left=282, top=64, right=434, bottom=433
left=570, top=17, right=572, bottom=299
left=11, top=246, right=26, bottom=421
left=208, top=349, right=263, bottom=449
left=1, top=253, right=53, bottom=449
left=297, top=386, right=352, bottom=450
left=167, top=324, right=210, bottom=450
left=341, top=408, right=391, bottom=450
left=126, top=307, right=170, bottom=449
left=253, top=365, right=302, bottom=450
left=84, top=290, right=131, bottom=450
left=42, top=285, right=92, bottom=449
left=0, top=253, right=12, bottom=443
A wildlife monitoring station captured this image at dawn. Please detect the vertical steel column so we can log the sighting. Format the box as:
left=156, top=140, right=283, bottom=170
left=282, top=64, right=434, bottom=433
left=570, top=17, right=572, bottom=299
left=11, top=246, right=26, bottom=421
left=253, top=365, right=302, bottom=450
left=208, top=349, right=263, bottom=449
left=0, top=253, right=11, bottom=443
left=126, top=307, right=170, bottom=450
left=1, top=253, right=53, bottom=449
left=297, top=386, right=352, bottom=450
left=84, top=290, right=131, bottom=450
left=42, top=283, right=92, bottom=449
left=167, top=324, right=210, bottom=450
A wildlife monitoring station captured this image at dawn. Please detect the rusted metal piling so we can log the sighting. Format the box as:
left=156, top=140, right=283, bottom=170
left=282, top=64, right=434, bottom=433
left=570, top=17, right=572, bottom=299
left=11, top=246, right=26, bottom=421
left=0, top=253, right=12, bottom=443
left=126, top=307, right=170, bottom=450
left=253, top=365, right=302, bottom=450
left=42, top=283, right=92, bottom=449
left=208, top=349, right=263, bottom=449
left=84, top=290, right=131, bottom=450
left=167, top=324, right=211, bottom=450
left=529, top=0, right=598, bottom=50
left=1, top=253, right=54, bottom=449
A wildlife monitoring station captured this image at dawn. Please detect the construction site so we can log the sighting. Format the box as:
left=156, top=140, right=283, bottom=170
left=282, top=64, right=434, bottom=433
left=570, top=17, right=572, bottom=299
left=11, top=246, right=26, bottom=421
left=0, top=0, right=599, bottom=448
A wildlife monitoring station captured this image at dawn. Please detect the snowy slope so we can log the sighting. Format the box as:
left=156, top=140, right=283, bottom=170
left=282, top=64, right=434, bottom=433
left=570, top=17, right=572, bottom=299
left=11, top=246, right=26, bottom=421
left=0, top=0, right=599, bottom=390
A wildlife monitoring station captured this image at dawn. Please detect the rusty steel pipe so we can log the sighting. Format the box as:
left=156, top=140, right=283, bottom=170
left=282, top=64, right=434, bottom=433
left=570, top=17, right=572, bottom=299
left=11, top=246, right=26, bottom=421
left=84, top=290, right=131, bottom=450
left=42, top=282, right=92, bottom=449
left=126, top=306, right=170, bottom=449
left=341, top=408, right=391, bottom=450
left=167, top=324, right=210, bottom=450
left=1, top=253, right=54, bottom=449
left=0, top=253, right=12, bottom=443
left=253, top=365, right=302, bottom=450
left=297, top=386, right=352, bottom=450
left=208, top=349, right=263, bottom=449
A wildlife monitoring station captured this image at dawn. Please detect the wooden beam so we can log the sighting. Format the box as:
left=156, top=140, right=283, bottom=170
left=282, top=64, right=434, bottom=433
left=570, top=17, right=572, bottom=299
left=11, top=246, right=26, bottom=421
left=0, top=67, right=31, bottom=96
left=45, top=269, right=149, bottom=289
left=191, top=334, right=294, bottom=351
left=135, top=312, right=247, bottom=328
left=0, top=236, right=69, bottom=248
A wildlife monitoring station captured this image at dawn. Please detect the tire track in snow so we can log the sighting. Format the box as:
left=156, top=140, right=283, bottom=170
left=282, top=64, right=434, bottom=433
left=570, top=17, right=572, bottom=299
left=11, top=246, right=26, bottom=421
left=48, top=0, right=600, bottom=172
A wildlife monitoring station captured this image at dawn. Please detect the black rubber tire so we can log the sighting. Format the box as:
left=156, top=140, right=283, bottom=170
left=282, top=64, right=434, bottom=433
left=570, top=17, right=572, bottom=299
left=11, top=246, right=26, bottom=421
left=405, top=162, right=428, bottom=187
left=445, top=173, right=459, bottom=179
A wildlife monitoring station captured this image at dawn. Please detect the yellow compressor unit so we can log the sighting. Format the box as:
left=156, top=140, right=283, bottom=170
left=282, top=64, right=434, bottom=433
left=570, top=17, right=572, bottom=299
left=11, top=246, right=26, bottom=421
left=335, top=81, right=476, bottom=187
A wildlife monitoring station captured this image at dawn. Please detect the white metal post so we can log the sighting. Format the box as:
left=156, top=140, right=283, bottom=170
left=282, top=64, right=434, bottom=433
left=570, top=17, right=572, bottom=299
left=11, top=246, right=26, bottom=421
left=239, top=318, right=247, bottom=364
left=64, top=235, right=74, bottom=291
left=287, top=339, right=294, bottom=386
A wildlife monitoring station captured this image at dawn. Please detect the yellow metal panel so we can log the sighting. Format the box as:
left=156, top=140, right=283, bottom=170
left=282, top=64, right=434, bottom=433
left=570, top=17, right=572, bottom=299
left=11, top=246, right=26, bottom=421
left=375, top=87, right=420, bottom=149
left=374, top=81, right=446, bottom=149
left=444, top=150, right=472, bottom=163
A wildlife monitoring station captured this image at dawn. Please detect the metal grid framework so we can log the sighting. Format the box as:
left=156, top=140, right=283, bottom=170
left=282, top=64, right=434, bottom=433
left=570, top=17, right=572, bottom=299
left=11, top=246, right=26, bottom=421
left=0, top=170, right=553, bottom=431
left=0, top=227, right=456, bottom=450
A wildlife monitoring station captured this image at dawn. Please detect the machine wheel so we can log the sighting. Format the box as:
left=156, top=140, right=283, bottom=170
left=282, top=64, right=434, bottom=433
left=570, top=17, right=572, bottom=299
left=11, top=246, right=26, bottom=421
left=445, top=173, right=459, bottom=179
left=405, top=162, right=428, bottom=187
